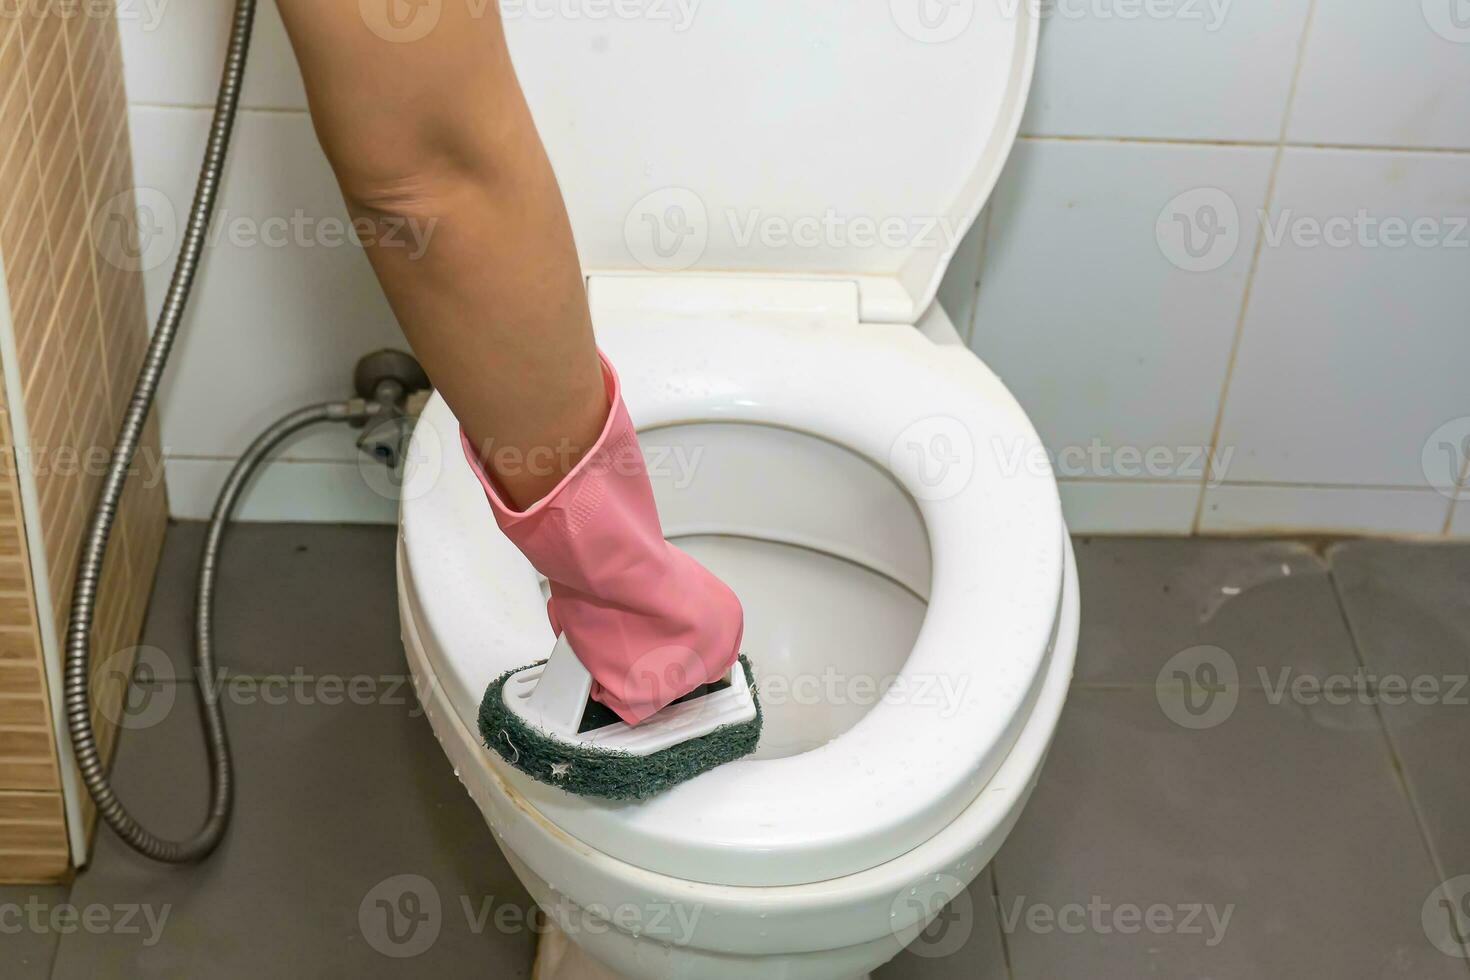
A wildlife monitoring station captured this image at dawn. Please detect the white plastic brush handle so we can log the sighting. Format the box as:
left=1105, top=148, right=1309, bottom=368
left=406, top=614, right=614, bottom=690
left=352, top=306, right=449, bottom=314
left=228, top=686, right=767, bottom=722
left=503, top=634, right=757, bottom=756
left=524, top=633, right=596, bottom=735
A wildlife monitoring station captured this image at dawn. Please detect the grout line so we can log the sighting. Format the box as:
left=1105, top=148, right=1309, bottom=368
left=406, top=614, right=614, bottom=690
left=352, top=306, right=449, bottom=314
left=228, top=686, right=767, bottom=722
left=1060, top=476, right=1446, bottom=492
left=1017, top=133, right=1470, bottom=156
left=1190, top=0, right=1320, bottom=534
left=988, top=864, right=1018, bottom=979
left=1186, top=211, right=1272, bottom=532
left=1020, top=132, right=1276, bottom=149
left=1320, top=559, right=1467, bottom=965
left=1201, top=479, right=1450, bottom=493
left=1443, top=455, right=1469, bottom=536
left=1281, top=140, right=1470, bottom=157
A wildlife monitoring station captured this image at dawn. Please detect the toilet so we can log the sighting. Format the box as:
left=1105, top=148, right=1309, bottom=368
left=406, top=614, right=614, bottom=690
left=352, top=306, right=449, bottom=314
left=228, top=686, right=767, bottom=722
left=396, top=6, right=1077, bottom=978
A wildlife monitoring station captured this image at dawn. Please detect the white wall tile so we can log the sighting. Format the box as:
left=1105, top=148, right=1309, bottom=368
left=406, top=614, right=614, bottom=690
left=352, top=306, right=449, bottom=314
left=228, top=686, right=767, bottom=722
left=118, top=0, right=307, bottom=109
left=1199, top=485, right=1451, bottom=537
left=1021, top=0, right=1312, bottom=141
left=1058, top=481, right=1201, bottom=534
left=165, top=458, right=398, bottom=524
left=117, top=5, right=1468, bottom=539
left=130, top=107, right=409, bottom=464
left=1289, top=0, right=1470, bottom=150
left=1215, top=148, right=1470, bottom=491
left=971, top=138, right=1273, bottom=484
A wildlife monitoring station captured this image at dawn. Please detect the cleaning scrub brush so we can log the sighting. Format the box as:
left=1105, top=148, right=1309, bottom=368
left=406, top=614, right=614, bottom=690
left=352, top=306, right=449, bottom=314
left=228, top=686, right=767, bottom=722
left=460, top=351, right=762, bottom=799
left=478, top=638, right=761, bottom=800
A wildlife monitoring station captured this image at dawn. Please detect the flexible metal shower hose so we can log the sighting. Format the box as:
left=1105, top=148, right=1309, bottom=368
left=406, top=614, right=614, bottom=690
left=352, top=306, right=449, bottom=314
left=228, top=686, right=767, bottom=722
left=59, top=0, right=356, bottom=863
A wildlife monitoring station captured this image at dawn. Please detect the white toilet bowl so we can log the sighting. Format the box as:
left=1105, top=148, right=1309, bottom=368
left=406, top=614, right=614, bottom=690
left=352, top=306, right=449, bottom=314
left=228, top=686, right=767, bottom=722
left=398, top=304, right=1078, bottom=978
left=396, top=6, right=1064, bottom=976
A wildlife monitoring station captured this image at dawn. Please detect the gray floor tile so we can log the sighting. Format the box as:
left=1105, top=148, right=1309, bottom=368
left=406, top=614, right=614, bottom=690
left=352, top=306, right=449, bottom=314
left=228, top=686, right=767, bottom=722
left=1074, top=537, right=1362, bottom=686
left=1371, top=706, right=1470, bottom=903
left=143, top=522, right=403, bottom=681
left=54, top=521, right=535, bottom=979
left=53, top=678, right=536, bottom=979
left=874, top=868, right=1011, bottom=980
left=0, top=884, right=72, bottom=978
left=1329, top=540, right=1470, bottom=681
left=994, top=688, right=1459, bottom=979
left=1330, top=541, right=1470, bottom=883
left=56, top=525, right=1470, bottom=978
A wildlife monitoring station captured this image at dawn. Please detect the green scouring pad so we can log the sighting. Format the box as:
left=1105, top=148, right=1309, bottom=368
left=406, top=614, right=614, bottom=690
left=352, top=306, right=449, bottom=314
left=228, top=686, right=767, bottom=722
left=478, top=652, right=762, bottom=801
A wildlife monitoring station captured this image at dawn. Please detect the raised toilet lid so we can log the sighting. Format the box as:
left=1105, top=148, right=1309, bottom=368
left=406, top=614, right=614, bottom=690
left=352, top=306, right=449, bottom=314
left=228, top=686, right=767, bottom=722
left=399, top=316, right=1066, bottom=887
left=504, top=2, right=1038, bottom=324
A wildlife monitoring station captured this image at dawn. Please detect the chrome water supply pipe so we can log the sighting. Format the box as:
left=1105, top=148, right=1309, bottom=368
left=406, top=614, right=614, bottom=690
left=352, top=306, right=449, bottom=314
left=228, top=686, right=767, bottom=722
left=62, top=0, right=262, bottom=863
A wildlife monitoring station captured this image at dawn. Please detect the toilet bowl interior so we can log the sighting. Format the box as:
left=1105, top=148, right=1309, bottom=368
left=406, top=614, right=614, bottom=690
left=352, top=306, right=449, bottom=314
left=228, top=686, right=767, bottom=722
left=641, top=422, right=936, bottom=760
left=677, top=536, right=923, bottom=762
left=531, top=421, right=934, bottom=761
left=401, top=315, right=1066, bottom=886
left=640, top=422, right=933, bottom=597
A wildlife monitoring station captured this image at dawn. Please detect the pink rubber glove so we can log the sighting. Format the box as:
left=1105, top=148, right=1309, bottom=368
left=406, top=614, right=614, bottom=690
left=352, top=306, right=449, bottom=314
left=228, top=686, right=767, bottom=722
left=460, top=351, right=744, bottom=726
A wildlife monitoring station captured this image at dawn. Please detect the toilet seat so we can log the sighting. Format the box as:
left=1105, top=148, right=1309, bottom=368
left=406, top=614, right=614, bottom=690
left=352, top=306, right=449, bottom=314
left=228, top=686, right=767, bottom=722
left=398, top=308, right=1066, bottom=887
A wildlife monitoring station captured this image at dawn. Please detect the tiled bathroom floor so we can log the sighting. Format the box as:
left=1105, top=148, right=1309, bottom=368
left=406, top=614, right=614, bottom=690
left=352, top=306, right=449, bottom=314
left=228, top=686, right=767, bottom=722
left=6, top=525, right=1469, bottom=978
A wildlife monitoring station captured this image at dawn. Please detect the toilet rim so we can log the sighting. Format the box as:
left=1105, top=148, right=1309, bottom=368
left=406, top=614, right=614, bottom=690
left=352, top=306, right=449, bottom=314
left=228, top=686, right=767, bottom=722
left=398, top=317, right=1067, bottom=887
